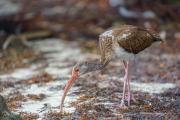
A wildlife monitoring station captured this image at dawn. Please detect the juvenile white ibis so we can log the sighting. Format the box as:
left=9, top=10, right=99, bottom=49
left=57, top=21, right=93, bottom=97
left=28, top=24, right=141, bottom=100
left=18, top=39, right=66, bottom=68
left=60, top=25, right=162, bottom=111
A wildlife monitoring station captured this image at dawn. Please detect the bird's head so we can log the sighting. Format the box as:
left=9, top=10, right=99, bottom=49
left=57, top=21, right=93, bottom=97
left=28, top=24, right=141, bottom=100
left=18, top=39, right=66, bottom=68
left=60, top=60, right=106, bottom=112
left=62, top=61, right=93, bottom=93
left=73, top=61, right=92, bottom=76
left=60, top=61, right=93, bottom=112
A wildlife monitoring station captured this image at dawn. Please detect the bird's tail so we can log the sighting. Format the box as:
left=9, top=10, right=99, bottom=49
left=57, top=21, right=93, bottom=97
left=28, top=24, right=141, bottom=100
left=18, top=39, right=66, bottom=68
left=154, top=35, right=163, bottom=42
left=146, top=28, right=165, bottom=42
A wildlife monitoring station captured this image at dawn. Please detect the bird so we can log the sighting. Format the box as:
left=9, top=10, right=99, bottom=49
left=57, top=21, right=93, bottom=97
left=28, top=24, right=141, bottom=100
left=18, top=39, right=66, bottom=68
left=60, top=25, right=162, bottom=112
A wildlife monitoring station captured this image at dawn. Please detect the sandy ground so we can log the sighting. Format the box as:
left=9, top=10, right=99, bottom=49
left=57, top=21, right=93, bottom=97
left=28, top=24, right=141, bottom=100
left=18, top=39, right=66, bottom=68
left=0, top=38, right=179, bottom=119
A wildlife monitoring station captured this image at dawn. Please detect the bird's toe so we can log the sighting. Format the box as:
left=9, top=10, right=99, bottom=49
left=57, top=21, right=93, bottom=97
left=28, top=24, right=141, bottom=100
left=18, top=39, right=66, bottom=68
left=112, top=101, right=128, bottom=109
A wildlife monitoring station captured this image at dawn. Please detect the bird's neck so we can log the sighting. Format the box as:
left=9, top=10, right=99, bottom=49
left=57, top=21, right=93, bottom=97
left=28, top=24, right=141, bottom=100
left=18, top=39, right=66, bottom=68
left=99, top=60, right=110, bottom=70
left=87, top=59, right=109, bottom=72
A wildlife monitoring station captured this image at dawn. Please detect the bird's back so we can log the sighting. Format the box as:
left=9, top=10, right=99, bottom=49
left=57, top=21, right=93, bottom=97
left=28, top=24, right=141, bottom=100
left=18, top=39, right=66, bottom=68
left=113, top=25, right=161, bottom=54
left=99, top=25, right=162, bottom=63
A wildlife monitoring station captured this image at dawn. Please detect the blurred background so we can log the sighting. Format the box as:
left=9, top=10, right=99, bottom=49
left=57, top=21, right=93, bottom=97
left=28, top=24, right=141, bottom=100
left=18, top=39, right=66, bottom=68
left=0, top=0, right=179, bottom=44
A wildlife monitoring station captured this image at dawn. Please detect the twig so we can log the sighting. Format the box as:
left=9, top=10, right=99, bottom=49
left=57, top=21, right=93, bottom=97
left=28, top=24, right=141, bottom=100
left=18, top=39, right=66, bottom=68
left=2, top=30, right=52, bottom=50
left=2, top=35, right=16, bottom=50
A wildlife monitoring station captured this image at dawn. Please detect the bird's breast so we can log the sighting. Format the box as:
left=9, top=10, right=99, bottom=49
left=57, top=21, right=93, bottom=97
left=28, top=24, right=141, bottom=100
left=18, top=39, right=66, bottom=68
left=113, top=42, right=135, bottom=61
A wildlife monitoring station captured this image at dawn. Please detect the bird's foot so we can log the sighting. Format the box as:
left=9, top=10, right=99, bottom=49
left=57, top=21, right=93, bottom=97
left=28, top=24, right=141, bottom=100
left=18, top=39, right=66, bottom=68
left=112, top=100, right=128, bottom=109
left=60, top=106, right=64, bottom=114
left=119, top=100, right=128, bottom=109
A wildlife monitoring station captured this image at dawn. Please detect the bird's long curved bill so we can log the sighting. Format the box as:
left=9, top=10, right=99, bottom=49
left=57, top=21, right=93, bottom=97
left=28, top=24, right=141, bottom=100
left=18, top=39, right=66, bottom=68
left=60, top=73, right=78, bottom=112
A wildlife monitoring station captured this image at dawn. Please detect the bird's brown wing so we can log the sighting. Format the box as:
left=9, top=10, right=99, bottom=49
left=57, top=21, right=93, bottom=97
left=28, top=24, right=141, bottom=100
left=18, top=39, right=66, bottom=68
left=99, top=36, right=114, bottom=64
left=115, top=27, right=157, bottom=54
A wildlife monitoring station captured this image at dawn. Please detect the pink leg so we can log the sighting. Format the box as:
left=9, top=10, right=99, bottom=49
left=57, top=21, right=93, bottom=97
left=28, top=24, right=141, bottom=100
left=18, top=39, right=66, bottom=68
left=119, top=61, right=128, bottom=108
left=124, top=61, right=136, bottom=104
left=127, top=69, right=131, bottom=106
left=121, top=61, right=134, bottom=107
left=127, top=63, right=136, bottom=106
left=123, top=61, right=131, bottom=106
left=113, top=61, right=133, bottom=109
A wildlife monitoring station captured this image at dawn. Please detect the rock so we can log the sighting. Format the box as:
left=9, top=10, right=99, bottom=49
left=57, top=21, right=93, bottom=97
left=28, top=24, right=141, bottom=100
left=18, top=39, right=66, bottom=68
left=0, top=95, right=21, bottom=120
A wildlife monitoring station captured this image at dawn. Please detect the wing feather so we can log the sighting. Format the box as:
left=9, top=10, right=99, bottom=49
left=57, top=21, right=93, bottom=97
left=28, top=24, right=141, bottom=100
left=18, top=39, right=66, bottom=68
left=116, top=27, right=156, bottom=54
left=99, top=36, right=113, bottom=64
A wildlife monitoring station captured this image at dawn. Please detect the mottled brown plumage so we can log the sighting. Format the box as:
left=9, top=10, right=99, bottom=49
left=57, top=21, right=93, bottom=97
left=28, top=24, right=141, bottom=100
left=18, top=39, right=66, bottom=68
left=99, top=25, right=162, bottom=64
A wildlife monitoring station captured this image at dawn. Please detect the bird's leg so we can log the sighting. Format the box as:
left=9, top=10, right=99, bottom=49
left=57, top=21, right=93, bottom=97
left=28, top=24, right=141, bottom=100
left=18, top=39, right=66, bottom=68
left=113, top=61, right=132, bottom=109
left=122, top=60, right=127, bottom=79
left=124, top=61, right=132, bottom=106
left=119, top=61, right=128, bottom=108
left=123, top=60, right=130, bottom=101
left=127, top=64, right=131, bottom=106
left=127, top=78, right=136, bottom=104
left=124, top=61, right=135, bottom=105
